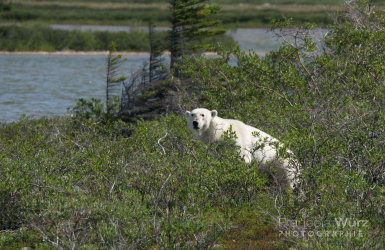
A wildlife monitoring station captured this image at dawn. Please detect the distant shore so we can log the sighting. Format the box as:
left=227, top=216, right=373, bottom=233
left=0, top=51, right=159, bottom=56
left=0, top=51, right=267, bottom=56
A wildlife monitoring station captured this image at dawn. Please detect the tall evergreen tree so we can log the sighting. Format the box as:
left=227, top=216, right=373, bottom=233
left=106, top=42, right=127, bottom=114
left=119, top=1, right=225, bottom=119
left=148, top=21, right=166, bottom=83
left=168, top=0, right=225, bottom=76
left=119, top=22, right=167, bottom=119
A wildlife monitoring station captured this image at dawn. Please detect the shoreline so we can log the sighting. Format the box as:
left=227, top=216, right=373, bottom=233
left=0, top=50, right=267, bottom=56
left=0, top=51, right=160, bottom=56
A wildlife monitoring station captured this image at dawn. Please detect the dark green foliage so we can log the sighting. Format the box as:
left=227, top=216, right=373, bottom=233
left=179, top=0, right=385, bottom=248
left=1, top=1, right=351, bottom=27
left=0, top=23, right=150, bottom=52
left=1, top=3, right=165, bottom=25
left=106, top=43, right=127, bottom=114
left=0, top=23, right=237, bottom=52
left=0, top=113, right=275, bottom=249
left=119, top=69, right=177, bottom=120
left=168, top=0, right=225, bottom=73
left=2, top=0, right=385, bottom=249
left=118, top=0, right=229, bottom=119
left=0, top=0, right=12, bottom=13
left=218, top=9, right=333, bottom=27
left=118, top=22, right=170, bottom=120
left=8, top=0, right=385, bottom=5
left=68, top=98, right=104, bottom=120
left=148, top=21, right=166, bottom=83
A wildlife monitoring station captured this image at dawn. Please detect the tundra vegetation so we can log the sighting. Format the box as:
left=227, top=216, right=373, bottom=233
left=1, top=0, right=385, bottom=249
left=4, top=0, right=385, bottom=27
left=0, top=23, right=236, bottom=52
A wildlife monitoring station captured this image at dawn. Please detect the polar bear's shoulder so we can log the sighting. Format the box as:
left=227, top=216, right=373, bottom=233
left=221, top=118, right=276, bottom=141
left=220, top=118, right=256, bottom=132
left=209, top=117, right=248, bottom=131
left=222, top=118, right=248, bottom=126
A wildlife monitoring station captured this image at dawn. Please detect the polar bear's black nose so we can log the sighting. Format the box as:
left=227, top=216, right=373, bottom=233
left=193, top=121, right=199, bottom=128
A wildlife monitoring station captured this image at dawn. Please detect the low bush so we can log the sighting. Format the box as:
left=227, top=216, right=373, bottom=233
left=178, top=0, right=385, bottom=248
left=1, top=1, right=385, bottom=249
left=0, top=111, right=286, bottom=249
left=0, top=23, right=237, bottom=52
left=0, top=23, right=150, bottom=52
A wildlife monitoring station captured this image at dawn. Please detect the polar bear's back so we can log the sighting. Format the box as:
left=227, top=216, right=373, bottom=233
left=222, top=118, right=276, bottom=143
left=220, top=118, right=279, bottom=162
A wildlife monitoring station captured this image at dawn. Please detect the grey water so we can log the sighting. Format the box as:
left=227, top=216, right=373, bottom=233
left=0, top=54, right=155, bottom=123
left=0, top=25, right=325, bottom=122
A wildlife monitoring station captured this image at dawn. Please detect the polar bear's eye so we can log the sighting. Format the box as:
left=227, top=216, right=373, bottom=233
left=201, top=114, right=205, bottom=117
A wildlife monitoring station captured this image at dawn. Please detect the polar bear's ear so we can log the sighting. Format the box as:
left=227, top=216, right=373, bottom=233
left=185, top=111, right=191, bottom=119
left=211, top=110, right=218, bottom=118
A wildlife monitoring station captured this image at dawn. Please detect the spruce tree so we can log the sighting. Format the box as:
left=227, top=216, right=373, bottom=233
left=168, top=0, right=225, bottom=76
left=119, top=1, right=225, bottom=119
left=106, top=42, right=127, bottom=114
left=148, top=21, right=166, bottom=83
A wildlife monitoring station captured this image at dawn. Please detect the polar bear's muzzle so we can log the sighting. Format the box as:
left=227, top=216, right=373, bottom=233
left=193, top=121, right=199, bottom=129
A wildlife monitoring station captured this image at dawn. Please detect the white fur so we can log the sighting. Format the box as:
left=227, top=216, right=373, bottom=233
left=185, top=108, right=298, bottom=189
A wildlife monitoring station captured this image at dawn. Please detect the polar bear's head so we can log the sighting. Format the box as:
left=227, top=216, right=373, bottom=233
left=185, top=108, right=217, bottom=132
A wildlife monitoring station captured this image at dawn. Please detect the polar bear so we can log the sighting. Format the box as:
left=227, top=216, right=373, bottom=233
left=185, top=108, right=299, bottom=190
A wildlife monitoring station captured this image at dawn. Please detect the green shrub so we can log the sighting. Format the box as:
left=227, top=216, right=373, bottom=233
left=0, top=113, right=276, bottom=249
left=0, top=23, right=237, bottom=52
left=2, top=1, right=385, bottom=249
left=68, top=98, right=105, bottom=119
left=0, top=23, right=150, bottom=52
left=179, top=0, right=385, bottom=247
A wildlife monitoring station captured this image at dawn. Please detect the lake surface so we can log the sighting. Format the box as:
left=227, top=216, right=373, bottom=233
left=0, top=54, right=158, bottom=123
left=0, top=25, right=326, bottom=122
